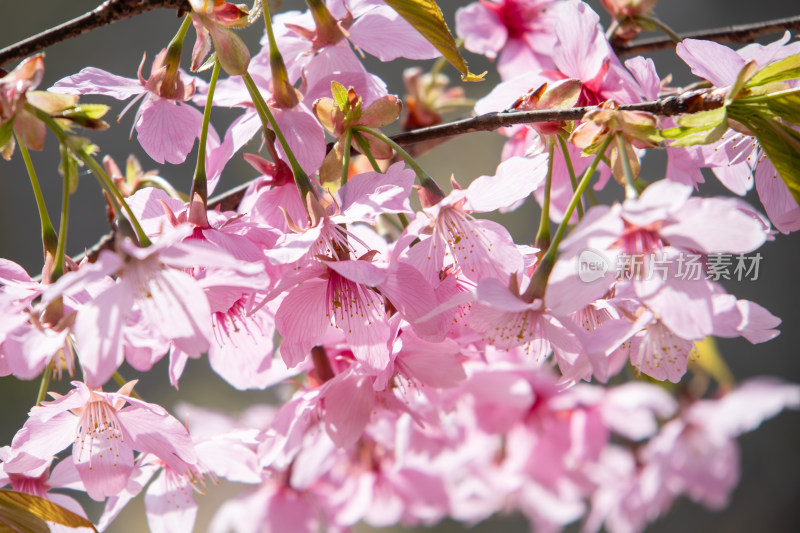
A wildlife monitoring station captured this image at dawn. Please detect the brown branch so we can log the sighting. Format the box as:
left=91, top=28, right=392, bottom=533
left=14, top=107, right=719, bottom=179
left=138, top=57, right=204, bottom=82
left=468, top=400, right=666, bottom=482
left=69, top=87, right=723, bottom=267
left=614, top=14, right=800, bottom=57
left=390, top=88, right=723, bottom=146
left=0, top=0, right=190, bottom=67
left=75, top=87, right=725, bottom=263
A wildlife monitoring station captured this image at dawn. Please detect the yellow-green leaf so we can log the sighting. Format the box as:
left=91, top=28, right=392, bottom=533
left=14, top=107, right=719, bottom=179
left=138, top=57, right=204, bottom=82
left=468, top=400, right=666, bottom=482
left=0, top=490, right=97, bottom=532
left=330, top=81, right=349, bottom=112
left=0, top=120, right=14, bottom=153
left=763, top=91, right=800, bottom=126
left=727, top=60, right=758, bottom=103
left=382, top=0, right=485, bottom=82
left=661, top=107, right=729, bottom=146
left=744, top=116, right=800, bottom=208
left=747, top=52, right=800, bottom=87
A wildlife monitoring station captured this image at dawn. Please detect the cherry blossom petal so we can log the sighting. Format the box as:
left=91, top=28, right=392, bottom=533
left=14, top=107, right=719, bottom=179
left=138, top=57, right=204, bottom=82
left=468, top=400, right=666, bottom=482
left=132, top=268, right=211, bottom=358
left=275, top=279, right=331, bottom=368
left=465, top=154, right=548, bottom=213
left=136, top=98, right=203, bottom=165
left=74, top=282, right=132, bottom=387
left=349, top=6, right=439, bottom=61
left=144, top=470, right=197, bottom=533
left=50, top=67, right=145, bottom=100
left=337, top=162, right=415, bottom=224
left=117, top=405, right=197, bottom=473
left=689, top=378, right=800, bottom=440
left=676, top=39, right=745, bottom=88
left=321, top=373, right=374, bottom=447
left=456, top=3, right=506, bottom=60
left=663, top=198, right=767, bottom=254
left=73, top=404, right=135, bottom=501
left=208, top=306, right=275, bottom=390
left=5, top=411, right=77, bottom=473
left=552, top=1, right=608, bottom=81
left=755, top=160, right=800, bottom=234
left=273, top=106, right=326, bottom=175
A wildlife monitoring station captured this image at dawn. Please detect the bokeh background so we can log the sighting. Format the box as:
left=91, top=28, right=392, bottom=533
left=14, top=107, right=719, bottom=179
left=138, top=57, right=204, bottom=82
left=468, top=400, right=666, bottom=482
left=0, top=1, right=798, bottom=531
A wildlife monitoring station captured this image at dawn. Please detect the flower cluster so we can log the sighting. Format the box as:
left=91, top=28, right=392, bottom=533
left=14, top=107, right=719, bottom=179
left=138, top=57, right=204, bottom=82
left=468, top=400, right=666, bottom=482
left=1, top=1, right=799, bottom=532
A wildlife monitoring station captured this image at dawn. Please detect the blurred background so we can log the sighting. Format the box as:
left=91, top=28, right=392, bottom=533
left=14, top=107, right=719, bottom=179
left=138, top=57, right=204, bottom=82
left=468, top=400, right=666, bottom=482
left=0, top=0, right=798, bottom=531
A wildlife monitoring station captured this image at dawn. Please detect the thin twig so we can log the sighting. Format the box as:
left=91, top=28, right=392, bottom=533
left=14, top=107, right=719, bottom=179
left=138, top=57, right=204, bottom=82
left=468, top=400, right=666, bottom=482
left=0, top=0, right=190, bottom=67
left=613, top=14, right=800, bottom=57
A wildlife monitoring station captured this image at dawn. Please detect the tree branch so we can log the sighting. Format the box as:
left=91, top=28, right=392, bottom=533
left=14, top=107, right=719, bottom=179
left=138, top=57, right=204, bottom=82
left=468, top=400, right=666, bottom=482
left=613, top=14, right=800, bottom=57
left=0, top=0, right=190, bottom=67
left=390, top=88, right=723, bottom=146
left=73, top=87, right=725, bottom=264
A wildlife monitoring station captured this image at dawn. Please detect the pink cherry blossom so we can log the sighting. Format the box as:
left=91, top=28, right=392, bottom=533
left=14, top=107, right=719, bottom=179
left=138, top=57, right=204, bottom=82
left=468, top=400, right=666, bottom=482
left=51, top=51, right=206, bottom=165
left=456, top=0, right=559, bottom=80
left=4, top=381, right=197, bottom=501
left=547, top=180, right=768, bottom=339
left=42, top=225, right=261, bottom=387
left=676, top=34, right=800, bottom=233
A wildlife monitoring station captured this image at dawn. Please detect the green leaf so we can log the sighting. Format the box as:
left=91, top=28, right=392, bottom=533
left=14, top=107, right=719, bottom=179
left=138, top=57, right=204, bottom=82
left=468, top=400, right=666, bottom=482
left=0, top=120, right=14, bottom=153
left=747, top=52, right=800, bottom=87
left=63, top=104, right=109, bottom=121
left=763, top=91, right=800, bottom=126
left=330, top=81, right=349, bottom=112
left=57, top=104, right=111, bottom=130
left=0, top=490, right=97, bottom=532
left=661, top=107, right=729, bottom=146
left=746, top=116, right=800, bottom=207
left=727, top=60, right=758, bottom=103
left=382, top=0, right=485, bottom=82
left=59, top=143, right=79, bottom=195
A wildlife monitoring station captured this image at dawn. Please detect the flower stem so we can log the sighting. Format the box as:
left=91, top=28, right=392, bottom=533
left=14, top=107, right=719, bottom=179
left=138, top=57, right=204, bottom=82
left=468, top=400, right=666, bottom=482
left=51, top=144, right=74, bottom=281
left=524, top=136, right=613, bottom=302
left=191, top=58, right=220, bottom=207
left=352, top=131, right=382, bottom=173
left=557, top=134, right=583, bottom=219
left=168, top=14, right=192, bottom=54
left=615, top=133, right=639, bottom=199
left=31, top=106, right=152, bottom=246
left=17, top=135, right=58, bottom=263
left=352, top=125, right=445, bottom=201
left=35, top=362, right=53, bottom=405
left=341, top=128, right=353, bottom=186
left=241, top=72, right=315, bottom=202
left=261, top=2, right=299, bottom=108
left=139, top=175, right=188, bottom=201
left=634, top=14, right=682, bottom=44
left=534, top=138, right=555, bottom=251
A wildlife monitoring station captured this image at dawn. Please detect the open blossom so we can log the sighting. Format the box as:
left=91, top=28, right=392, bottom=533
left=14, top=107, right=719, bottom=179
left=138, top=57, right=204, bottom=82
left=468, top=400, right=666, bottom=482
left=0, top=450, right=89, bottom=525
left=0, top=1, right=798, bottom=531
left=674, top=34, right=800, bottom=233
left=456, top=0, right=559, bottom=79
left=4, top=381, right=197, bottom=501
left=546, top=180, right=768, bottom=339
left=98, top=404, right=262, bottom=533
left=42, top=225, right=261, bottom=387
left=51, top=50, right=205, bottom=164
